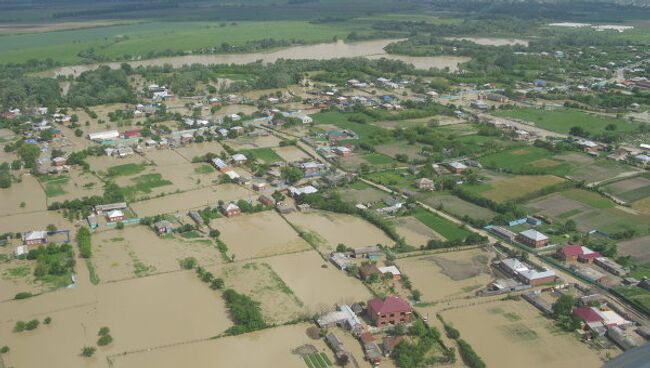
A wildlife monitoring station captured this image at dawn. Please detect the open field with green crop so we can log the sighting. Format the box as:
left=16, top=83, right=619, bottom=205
left=494, top=108, right=640, bottom=135
left=0, top=20, right=374, bottom=64
left=479, top=146, right=572, bottom=176
left=603, top=176, right=650, bottom=203
left=412, top=208, right=472, bottom=241
left=242, top=147, right=284, bottom=163
left=364, top=169, right=414, bottom=188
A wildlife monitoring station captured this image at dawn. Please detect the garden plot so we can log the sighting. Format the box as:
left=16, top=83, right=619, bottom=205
left=0, top=174, right=47, bottom=215
left=338, top=184, right=390, bottom=204
left=284, top=210, right=393, bottom=252
left=111, top=323, right=335, bottom=368
left=264, top=251, right=372, bottom=315
left=210, top=211, right=310, bottom=260
left=604, top=176, right=650, bottom=203
left=618, top=235, right=650, bottom=263
left=92, top=226, right=222, bottom=282
left=216, top=262, right=306, bottom=324
left=374, top=142, right=428, bottom=160
left=86, top=155, right=149, bottom=172
left=396, top=249, right=493, bottom=302
left=227, top=135, right=282, bottom=150
left=0, top=256, right=50, bottom=301
left=393, top=216, right=445, bottom=248
left=130, top=184, right=251, bottom=217
left=273, top=145, right=310, bottom=162
left=148, top=163, right=218, bottom=192
left=40, top=169, right=104, bottom=202
left=440, top=300, right=608, bottom=368
left=173, top=141, right=225, bottom=162
left=0, top=271, right=232, bottom=368
left=143, top=149, right=189, bottom=166
left=416, top=191, right=497, bottom=221
left=465, top=175, right=566, bottom=203
left=556, top=152, right=638, bottom=184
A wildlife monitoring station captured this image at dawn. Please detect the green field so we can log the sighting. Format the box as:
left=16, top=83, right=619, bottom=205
left=0, top=20, right=372, bottom=64
left=494, top=108, right=639, bottom=135
left=39, top=175, right=69, bottom=197
left=479, top=146, right=572, bottom=176
left=613, top=286, right=650, bottom=316
left=363, top=152, right=396, bottom=165
left=313, top=111, right=388, bottom=143
left=118, top=173, right=172, bottom=200
left=106, top=163, right=146, bottom=177
left=242, top=147, right=284, bottom=163
left=194, top=164, right=215, bottom=174
left=412, top=208, right=472, bottom=241
left=463, top=175, right=567, bottom=203
left=416, top=191, right=497, bottom=221
left=364, top=170, right=414, bottom=188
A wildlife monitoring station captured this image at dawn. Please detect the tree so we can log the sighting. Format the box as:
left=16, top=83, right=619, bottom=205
left=552, top=294, right=575, bottom=319
left=44, top=317, right=52, bottom=325
left=411, top=289, right=422, bottom=302
left=81, top=346, right=96, bottom=357
left=0, top=346, right=9, bottom=354
left=17, top=144, right=40, bottom=168
left=97, top=334, right=113, bottom=346
left=210, top=278, right=225, bottom=290
left=569, top=126, right=588, bottom=137
left=336, top=243, right=348, bottom=252
left=280, top=166, right=303, bottom=184
left=116, top=221, right=125, bottom=230
left=179, top=257, right=197, bottom=270
left=98, top=327, right=110, bottom=336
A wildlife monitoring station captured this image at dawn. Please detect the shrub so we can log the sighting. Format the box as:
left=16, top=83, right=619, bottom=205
left=13, top=321, right=26, bottom=332
left=76, top=226, right=92, bottom=258
left=0, top=346, right=9, bottom=354
left=44, top=317, right=52, bottom=325
left=97, top=334, right=113, bottom=346
left=98, top=326, right=110, bottom=336
left=179, top=257, right=197, bottom=270
left=25, top=319, right=39, bottom=331
left=81, top=346, right=96, bottom=357
left=15, top=292, right=33, bottom=300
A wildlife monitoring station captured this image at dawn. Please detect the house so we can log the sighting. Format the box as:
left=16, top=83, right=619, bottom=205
left=106, top=210, right=126, bottom=223
left=153, top=220, right=174, bottom=235
left=276, top=201, right=295, bottom=214
left=557, top=244, right=601, bottom=263
left=220, top=202, right=241, bottom=217
left=498, top=258, right=557, bottom=286
left=87, top=214, right=98, bottom=229
left=123, top=129, right=141, bottom=139
left=445, top=161, right=467, bottom=174
left=367, top=296, right=412, bottom=326
left=576, top=139, right=600, bottom=153
left=378, top=266, right=401, bottom=281
left=253, top=181, right=268, bottom=191
left=231, top=153, right=247, bottom=166
left=574, top=307, right=633, bottom=330
left=359, top=263, right=382, bottom=281
left=52, top=156, right=66, bottom=167
left=21, top=231, right=47, bottom=246
left=300, top=162, right=326, bottom=178
left=633, top=154, right=650, bottom=167
left=258, top=195, right=274, bottom=206
left=413, top=178, right=434, bottom=190
left=88, top=130, right=120, bottom=142
left=470, top=100, right=489, bottom=110
left=330, top=252, right=351, bottom=270
left=288, top=185, right=318, bottom=197
left=334, top=146, right=351, bottom=157
left=94, top=203, right=128, bottom=215
left=485, top=93, right=508, bottom=103
left=516, top=229, right=549, bottom=248
left=317, top=305, right=362, bottom=331
left=211, top=158, right=230, bottom=172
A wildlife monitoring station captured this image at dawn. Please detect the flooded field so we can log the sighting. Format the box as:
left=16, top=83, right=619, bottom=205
left=264, top=250, right=371, bottom=314
left=44, top=39, right=470, bottom=78
left=0, top=174, right=47, bottom=215
left=285, top=210, right=392, bottom=252
left=0, top=271, right=231, bottom=368
left=44, top=169, right=104, bottom=202
left=444, top=36, right=529, bottom=46
left=210, top=211, right=310, bottom=260
left=93, top=226, right=221, bottom=282
left=173, top=142, right=225, bottom=162
left=130, top=184, right=251, bottom=217
left=393, top=216, right=444, bottom=248
left=87, top=155, right=149, bottom=172
left=112, top=323, right=336, bottom=368
left=441, top=300, right=609, bottom=368
left=228, top=135, right=282, bottom=150
left=0, top=256, right=49, bottom=301
left=396, top=248, right=493, bottom=302
left=216, top=262, right=306, bottom=324
left=0, top=210, right=69, bottom=233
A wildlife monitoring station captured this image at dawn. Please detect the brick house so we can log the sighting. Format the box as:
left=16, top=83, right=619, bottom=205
left=516, top=229, right=549, bottom=248
left=367, top=296, right=412, bottom=327
left=106, top=210, right=126, bottom=223
left=557, top=244, right=601, bottom=263
left=21, top=231, right=47, bottom=246
left=413, top=178, right=434, bottom=190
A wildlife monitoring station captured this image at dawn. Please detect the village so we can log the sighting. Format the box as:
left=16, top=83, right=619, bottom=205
left=1, top=8, right=650, bottom=366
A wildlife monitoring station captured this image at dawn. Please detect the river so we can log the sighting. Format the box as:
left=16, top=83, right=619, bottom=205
left=43, top=39, right=470, bottom=77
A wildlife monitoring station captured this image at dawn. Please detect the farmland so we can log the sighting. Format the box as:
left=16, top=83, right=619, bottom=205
left=493, top=108, right=640, bottom=136
left=412, top=208, right=472, bottom=241
left=416, top=191, right=497, bottom=221
left=463, top=174, right=567, bottom=203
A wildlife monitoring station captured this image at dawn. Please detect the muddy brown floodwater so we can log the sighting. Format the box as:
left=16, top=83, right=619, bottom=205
left=42, top=39, right=471, bottom=78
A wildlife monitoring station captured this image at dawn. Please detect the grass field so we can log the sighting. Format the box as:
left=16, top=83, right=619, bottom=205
left=412, top=208, right=472, bottom=241
left=363, top=152, right=396, bottom=165
left=416, top=191, right=497, bottom=221
left=479, top=146, right=572, bottom=176
left=0, top=20, right=372, bottom=64
left=312, top=111, right=387, bottom=143
left=194, top=164, right=215, bottom=174
left=119, top=173, right=172, bottom=201
left=494, top=108, right=640, bottom=135
left=107, top=163, right=147, bottom=177
left=364, top=169, right=414, bottom=188
left=38, top=175, right=69, bottom=197
left=614, top=286, right=650, bottom=315
left=242, top=147, right=284, bottom=163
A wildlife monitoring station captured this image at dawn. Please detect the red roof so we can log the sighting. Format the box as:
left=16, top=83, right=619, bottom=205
left=368, top=296, right=411, bottom=315
left=124, top=129, right=141, bottom=138
left=560, top=244, right=584, bottom=257
left=574, top=307, right=603, bottom=323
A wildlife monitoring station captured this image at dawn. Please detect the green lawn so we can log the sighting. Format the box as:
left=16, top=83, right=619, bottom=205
left=412, top=208, right=472, bottom=241
left=494, top=108, right=639, bottom=135
left=107, top=163, right=146, bottom=177
left=629, top=263, right=650, bottom=280
left=242, top=147, right=284, bottom=163
left=363, top=152, right=396, bottom=165
left=0, top=20, right=371, bottom=64
left=312, top=111, right=388, bottom=142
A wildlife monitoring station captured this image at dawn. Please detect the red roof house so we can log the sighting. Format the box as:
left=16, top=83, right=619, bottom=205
left=574, top=307, right=604, bottom=324
left=557, top=245, right=601, bottom=263
left=367, top=296, right=412, bottom=327
left=123, top=129, right=141, bottom=139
